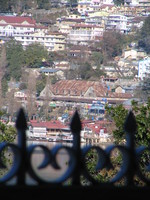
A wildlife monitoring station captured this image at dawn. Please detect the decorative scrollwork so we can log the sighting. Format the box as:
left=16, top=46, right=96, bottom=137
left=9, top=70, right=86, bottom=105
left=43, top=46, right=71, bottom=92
left=27, top=144, right=76, bottom=184
left=0, top=107, right=150, bottom=187
left=0, top=142, right=21, bottom=184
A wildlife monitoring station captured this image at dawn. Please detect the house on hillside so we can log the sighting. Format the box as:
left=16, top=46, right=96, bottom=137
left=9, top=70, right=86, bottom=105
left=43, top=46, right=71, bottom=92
left=0, top=15, right=36, bottom=37
left=39, top=68, right=65, bottom=79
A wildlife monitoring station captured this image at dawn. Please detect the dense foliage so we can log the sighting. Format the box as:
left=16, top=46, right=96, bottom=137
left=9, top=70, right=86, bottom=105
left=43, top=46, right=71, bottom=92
left=84, top=99, right=150, bottom=185
left=6, top=39, right=25, bottom=81
left=113, top=0, right=124, bottom=6
left=138, top=15, right=150, bottom=53
left=0, top=0, right=77, bottom=12
left=0, top=121, right=16, bottom=142
left=105, top=99, right=150, bottom=147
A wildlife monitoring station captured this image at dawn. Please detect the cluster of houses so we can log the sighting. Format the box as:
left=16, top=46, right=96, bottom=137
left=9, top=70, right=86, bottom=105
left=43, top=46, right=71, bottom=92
left=0, top=1, right=150, bottom=80
left=27, top=114, right=113, bottom=143
left=1, top=0, right=150, bottom=142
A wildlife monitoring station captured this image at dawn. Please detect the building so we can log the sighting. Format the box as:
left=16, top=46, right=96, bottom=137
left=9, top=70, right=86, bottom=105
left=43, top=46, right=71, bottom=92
left=28, top=119, right=69, bottom=139
left=67, top=23, right=104, bottom=45
left=138, top=57, right=150, bottom=80
left=0, top=15, right=67, bottom=52
left=14, top=31, right=66, bottom=51
left=0, top=15, right=36, bottom=37
left=105, top=14, right=129, bottom=33
left=39, top=80, right=133, bottom=104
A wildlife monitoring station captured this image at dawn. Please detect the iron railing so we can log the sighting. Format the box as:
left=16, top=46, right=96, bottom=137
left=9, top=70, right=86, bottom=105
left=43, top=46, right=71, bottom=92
left=0, top=107, right=150, bottom=199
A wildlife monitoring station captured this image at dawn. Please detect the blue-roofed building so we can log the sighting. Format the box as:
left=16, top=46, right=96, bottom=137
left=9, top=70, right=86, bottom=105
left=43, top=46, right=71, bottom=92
left=88, top=100, right=105, bottom=115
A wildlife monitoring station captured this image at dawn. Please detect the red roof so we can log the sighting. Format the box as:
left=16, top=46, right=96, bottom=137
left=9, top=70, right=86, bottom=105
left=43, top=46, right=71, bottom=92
left=29, top=120, right=67, bottom=130
left=0, top=15, right=36, bottom=27
left=82, top=123, right=107, bottom=134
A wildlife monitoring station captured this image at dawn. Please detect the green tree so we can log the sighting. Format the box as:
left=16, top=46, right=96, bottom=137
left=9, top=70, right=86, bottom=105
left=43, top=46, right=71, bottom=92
left=105, top=99, right=150, bottom=147
left=37, top=0, right=51, bottom=9
left=0, top=121, right=16, bottom=143
left=105, top=103, right=128, bottom=144
left=0, top=0, right=12, bottom=12
left=67, top=0, right=78, bottom=6
left=138, top=15, right=150, bottom=53
left=0, top=118, right=17, bottom=176
left=36, top=74, right=46, bottom=96
left=24, top=43, right=48, bottom=68
left=113, top=0, right=124, bottom=6
left=1, top=76, right=8, bottom=97
left=5, top=39, right=24, bottom=81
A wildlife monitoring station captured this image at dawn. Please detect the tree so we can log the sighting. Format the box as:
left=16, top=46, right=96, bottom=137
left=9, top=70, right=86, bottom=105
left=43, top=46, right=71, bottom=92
left=24, top=43, right=48, bottom=68
left=100, top=31, right=125, bottom=62
left=0, top=0, right=12, bottom=12
left=36, top=74, right=47, bottom=97
left=138, top=15, right=150, bottom=53
left=105, top=103, right=128, bottom=144
left=42, top=76, right=53, bottom=120
left=1, top=76, right=8, bottom=97
left=134, top=77, right=150, bottom=102
left=0, top=45, right=7, bottom=75
left=0, top=45, right=7, bottom=104
left=105, top=99, right=150, bottom=147
left=67, top=0, right=78, bottom=6
left=104, top=99, right=150, bottom=173
left=6, top=88, right=21, bottom=122
left=5, top=39, right=24, bottom=81
left=37, top=0, right=51, bottom=9
left=0, top=121, right=16, bottom=142
left=113, top=0, right=124, bottom=6
left=90, top=51, right=103, bottom=67
left=26, top=71, right=37, bottom=120
left=140, top=15, right=150, bottom=38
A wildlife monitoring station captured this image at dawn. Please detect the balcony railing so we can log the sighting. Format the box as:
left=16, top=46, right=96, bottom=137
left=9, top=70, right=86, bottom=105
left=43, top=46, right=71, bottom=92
left=0, top=107, right=150, bottom=199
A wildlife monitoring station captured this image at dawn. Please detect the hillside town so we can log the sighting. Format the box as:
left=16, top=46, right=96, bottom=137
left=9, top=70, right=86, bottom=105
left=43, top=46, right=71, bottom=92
left=0, top=0, right=150, bottom=143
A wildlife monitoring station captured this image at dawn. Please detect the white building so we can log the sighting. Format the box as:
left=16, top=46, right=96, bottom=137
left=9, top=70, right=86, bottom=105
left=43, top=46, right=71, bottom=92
left=124, top=0, right=150, bottom=6
left=14, top=31, right=66, bottom=51
left=67, top=23, right=104, bottom=45
left=0, top=15, right=66, bottom=52
left=28, top=126, right=47, bottom=139
left=77, top=0, right=114, bottom=14
left=138, top=57, right=150, bottom=80
left=0, top=15, right=36, bottom=37
left=124, top=0, right=139, bottom=6
left=106, top=14, right=129, bottom=33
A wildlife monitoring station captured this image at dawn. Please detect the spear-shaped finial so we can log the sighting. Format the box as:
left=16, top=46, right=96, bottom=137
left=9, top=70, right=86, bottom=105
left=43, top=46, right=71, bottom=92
left=15, top=108, right=27, bottom=131
left=70, top=109, right=82, bottom=134
left=124, top=110, right=137, bottom=135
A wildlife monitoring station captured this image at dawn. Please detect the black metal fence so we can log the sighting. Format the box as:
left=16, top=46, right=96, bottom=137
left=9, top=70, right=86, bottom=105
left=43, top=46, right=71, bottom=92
left=0, top=108, right=150, bottom=199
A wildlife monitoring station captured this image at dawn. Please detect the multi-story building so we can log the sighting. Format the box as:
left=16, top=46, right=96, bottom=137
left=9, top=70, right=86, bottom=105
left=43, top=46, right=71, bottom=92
left=0, top=15, right=66, bottom=51
left=56, top=15, right=85, bottom=34
left=105, top=14, right=129, bottom=33
left=138, top=57, right=150, bottom=80
left=78, top=0, right=91, bottom=14
left=78, top=0, right=114, bottom=14
left=14, top=31, right=66, bottom=51
left=67, top=23, right=104, bottom=45
left=125, top=0, right=150, bottom=6
left=0, top=15, right=36, bottom=37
